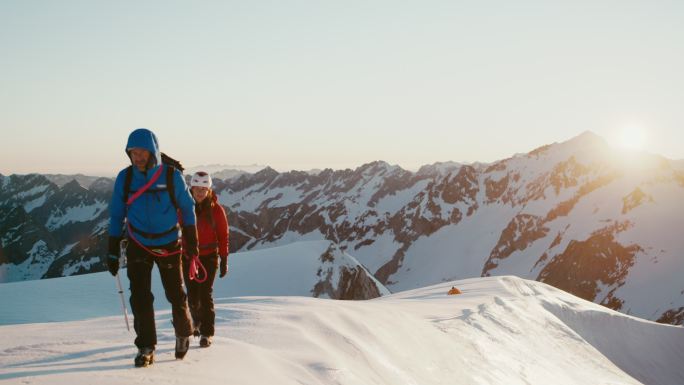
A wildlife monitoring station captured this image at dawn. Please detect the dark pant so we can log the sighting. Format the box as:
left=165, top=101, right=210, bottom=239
left=126, top=241, right=193, bottom=349
left=183, top=254, right=219, bottom=336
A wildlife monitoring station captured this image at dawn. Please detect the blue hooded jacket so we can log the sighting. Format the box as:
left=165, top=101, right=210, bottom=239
left=109, top=128, right=196, bottom=246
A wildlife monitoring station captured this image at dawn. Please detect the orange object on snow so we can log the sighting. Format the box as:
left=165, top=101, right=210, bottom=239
left=447, top=286, right=462, bottom=295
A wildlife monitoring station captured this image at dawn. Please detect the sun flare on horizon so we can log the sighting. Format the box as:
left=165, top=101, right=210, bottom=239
left=615, top=126, right=648, bottom=151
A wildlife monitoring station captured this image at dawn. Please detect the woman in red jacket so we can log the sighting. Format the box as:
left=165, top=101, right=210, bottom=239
left=183, top=171, right=229, bottom=348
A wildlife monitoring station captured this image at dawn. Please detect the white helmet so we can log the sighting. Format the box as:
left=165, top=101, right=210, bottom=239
left=190, top=171, right=212, bottom=189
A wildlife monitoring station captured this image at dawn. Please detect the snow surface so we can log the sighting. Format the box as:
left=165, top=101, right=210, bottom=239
left=373, top=179, right=430, bottom=216
left=0, top=240, right=56, bottom=282
left=1, top=275, right=681, bottom=385
left=610, top=179, right=684, bottom=318
left=390, top=204, right=519, bottom=291
left=23, top=193, right=49, bottom=213
left=0, top=241, right=383, bottom=324
left=90, top=218, right=110, bottom=236
left=45, top=201, right=108, bottom=231
left=248, top=230, right=327, bottom=251
left=60, top=256, right=101, bottom=277
left=57, top=243, right=79, bottom=258
left=349, top=232, right=402, bottom=274
left=15, top=184, right=50, bottom=200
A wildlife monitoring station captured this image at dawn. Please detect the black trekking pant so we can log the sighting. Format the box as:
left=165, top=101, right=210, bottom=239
left=183, top=253, right=219, bottom=336
left=126, top=240, right=193, bottom=349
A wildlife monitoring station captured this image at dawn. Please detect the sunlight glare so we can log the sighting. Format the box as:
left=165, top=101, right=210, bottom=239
left=617, top=126, right=647, bottom=151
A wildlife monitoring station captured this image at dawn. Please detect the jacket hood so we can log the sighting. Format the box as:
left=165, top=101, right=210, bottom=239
left=125, top=128, right=161, bottom=168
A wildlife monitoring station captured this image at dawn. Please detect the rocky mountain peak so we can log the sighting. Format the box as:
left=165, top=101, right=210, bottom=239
left=61, top=179, right=86, bottom=193
left=89, top=177, right=114, bottom=194
left=416, top=161, right=462, bottom=178
left=565, top=130, right=608, bottom=147
left=251, top=166, right=279, bottom=183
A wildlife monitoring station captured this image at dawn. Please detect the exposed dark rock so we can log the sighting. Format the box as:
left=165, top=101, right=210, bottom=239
left=537, top=222, right=641, bottom=303
left=657, top=307, right=684, bottom=325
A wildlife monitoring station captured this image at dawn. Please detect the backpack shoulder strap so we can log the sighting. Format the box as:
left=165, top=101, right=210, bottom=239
left=166, top=165, right=179, bottom=210
left=122, top=166, right=133, bottom=204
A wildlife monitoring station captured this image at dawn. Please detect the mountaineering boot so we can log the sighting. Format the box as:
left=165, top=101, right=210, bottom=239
left=199, top=335, right=212, bottom=348
left=175, top=336, right=190, bottom=359
left=134, top=347, right=154, bottom=367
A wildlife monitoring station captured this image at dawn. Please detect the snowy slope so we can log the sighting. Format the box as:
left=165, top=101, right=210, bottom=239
left=1, top=275, right=682, bottom=385
left=211, top=131, right=684, bottom=324
left=0, top=241, right=387, bottom=325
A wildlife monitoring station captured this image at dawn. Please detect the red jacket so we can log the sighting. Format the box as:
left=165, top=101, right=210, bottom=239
left=186, top=193, right=229, bottom=260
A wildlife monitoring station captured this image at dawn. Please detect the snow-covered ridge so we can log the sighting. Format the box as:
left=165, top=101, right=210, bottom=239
left=0, top=275, right=681, bottom=384
left=45, top=200, right=108, bottom=231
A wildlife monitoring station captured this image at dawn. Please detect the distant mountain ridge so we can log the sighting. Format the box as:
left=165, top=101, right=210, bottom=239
left=1, top=131, right=683, bottom=325
left=185, top=163, right=267, bottom=180
left=213, top=131, right=684, bottom=324
left=0, top=174, right=111, bottom=282
left=43, top=174, right=104, bottom=189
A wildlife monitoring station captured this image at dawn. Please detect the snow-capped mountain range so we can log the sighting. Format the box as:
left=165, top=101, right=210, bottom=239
left=0, top=175, right=112, bottom=282
left=1, top=131, right=683, bottom=325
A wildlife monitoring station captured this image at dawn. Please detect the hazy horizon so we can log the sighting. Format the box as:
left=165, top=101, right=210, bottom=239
left=2, top=1, right=682, bottom=175
left=1, top=130, right=681, bottom=178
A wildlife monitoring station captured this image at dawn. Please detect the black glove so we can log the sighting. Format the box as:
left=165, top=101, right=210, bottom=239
left=220, top=258, right=228, bottom=278
left=182, top=225, right=199, bottom=259
left=107, top=255, right=119, bottom=276
left=107, top=236, right=122, bottom=276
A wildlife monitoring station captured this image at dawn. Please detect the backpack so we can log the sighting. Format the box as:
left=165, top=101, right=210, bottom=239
left=122, top=152, right=184, bottom=210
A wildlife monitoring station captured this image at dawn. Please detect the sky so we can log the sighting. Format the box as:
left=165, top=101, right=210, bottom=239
left=1, top=0, right=682, bottom=176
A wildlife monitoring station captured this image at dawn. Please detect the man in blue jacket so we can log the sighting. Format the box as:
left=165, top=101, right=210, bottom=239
left=107, top=128, right=199, bottom=367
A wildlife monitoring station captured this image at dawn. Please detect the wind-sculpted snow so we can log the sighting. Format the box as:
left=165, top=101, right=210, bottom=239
left=1, top=275, right=682, bottom=384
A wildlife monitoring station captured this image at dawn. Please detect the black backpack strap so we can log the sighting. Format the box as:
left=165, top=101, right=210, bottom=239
left=124, top=164, right=179, bottom=210
left=166, top=165, right=179, bottom=210
left=123, top=166, right=133, bottom=204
